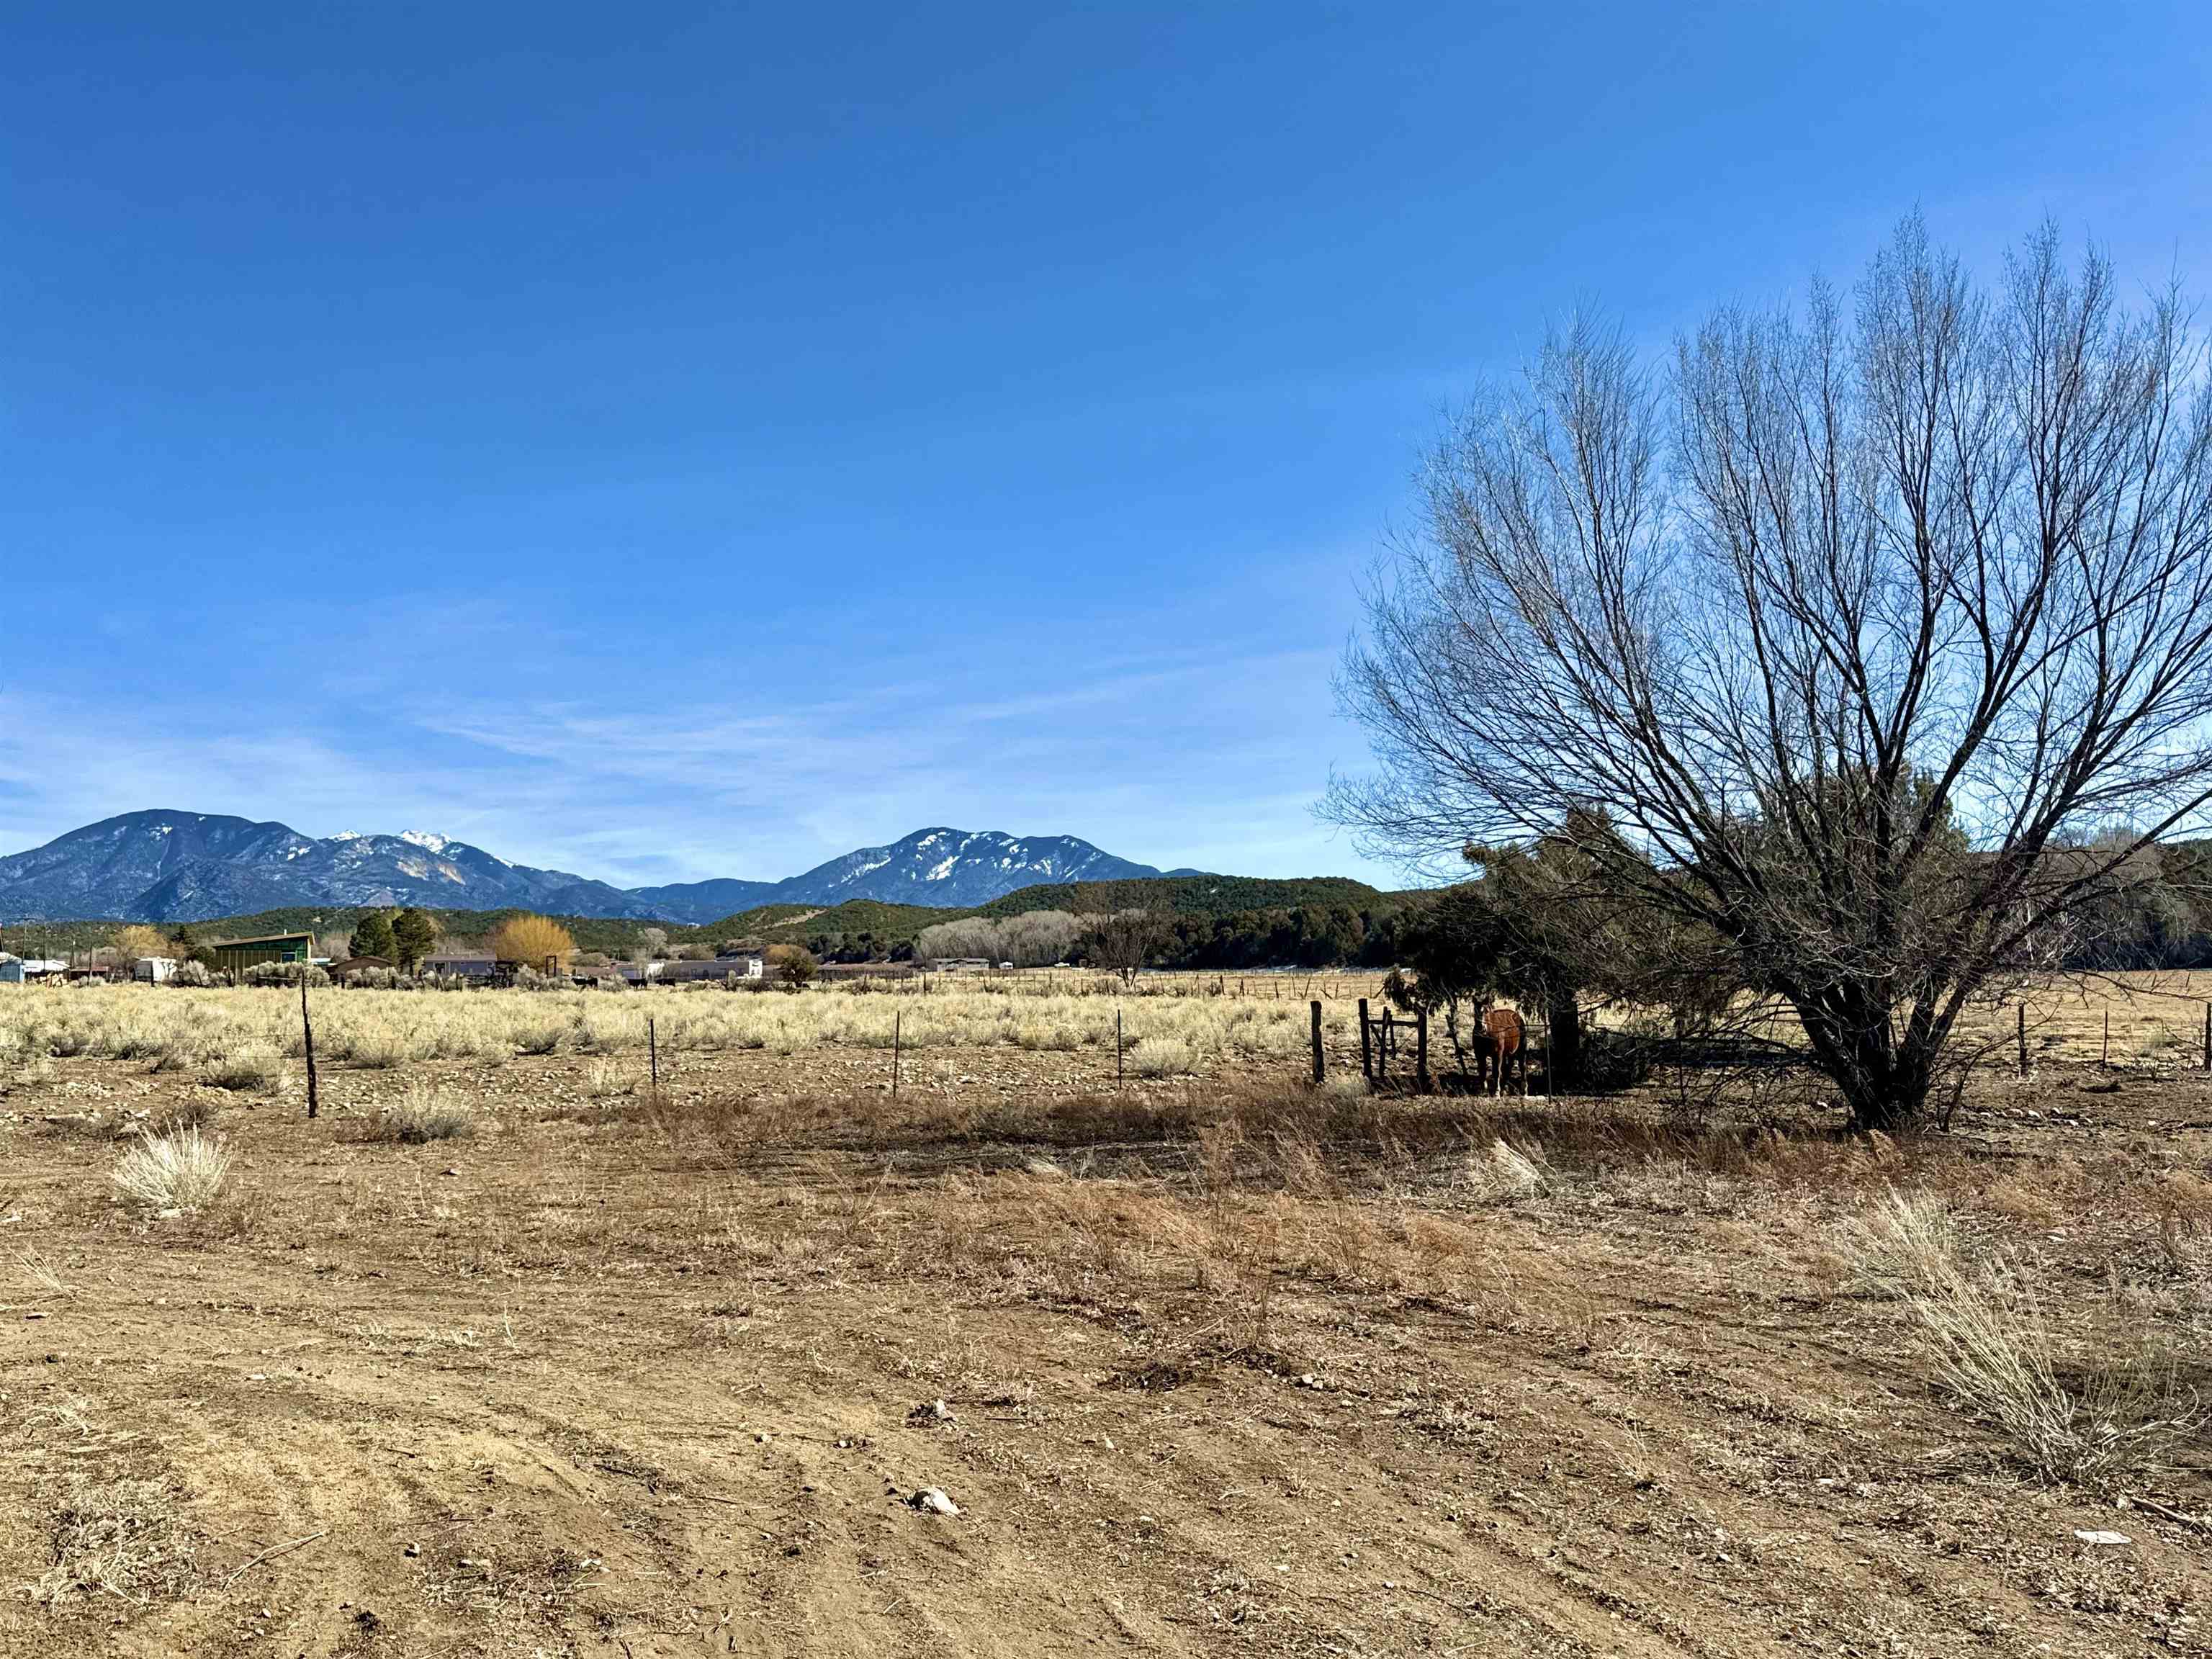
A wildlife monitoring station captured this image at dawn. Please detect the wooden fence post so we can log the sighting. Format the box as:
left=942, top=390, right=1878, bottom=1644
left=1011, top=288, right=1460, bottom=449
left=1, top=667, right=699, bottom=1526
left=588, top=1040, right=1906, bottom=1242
left=2203, top=1002, right=2210, bottom=1071
left=2017, top=1004, right=2028, bottom=1077
left=1310, top=999, right=1324, bottom=1086
left=649, top=1017, right=658, bottom=1096
left=892, top=1010, right=902, bottom=1099
left=1358, top=999, right=1372, bottom=1082
left=1415, top=1006, right=1429, bottom=1093
left=2100, top=1010, right=2109, bottom=1071
left=300, top=973, right=318, bottom=1120
left=1116, top=1008, right=1124, bottom=1087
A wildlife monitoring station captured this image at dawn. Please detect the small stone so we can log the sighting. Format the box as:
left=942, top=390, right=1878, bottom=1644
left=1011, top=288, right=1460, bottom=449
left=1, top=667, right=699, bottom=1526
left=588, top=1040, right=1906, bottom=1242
left=403, top=1542, right=420, bottom=1557
left=909, top=1487, right=960, bottom=1516
left=2074, top=1529, right=2131, bottom=1547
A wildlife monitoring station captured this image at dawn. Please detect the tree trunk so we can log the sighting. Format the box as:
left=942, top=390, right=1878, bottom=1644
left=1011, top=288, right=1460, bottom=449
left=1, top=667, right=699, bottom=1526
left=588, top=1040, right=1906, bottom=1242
left=1547, top=994, right=1582, bottom=1089
left=1793, top=987, right=1935, bottom=1133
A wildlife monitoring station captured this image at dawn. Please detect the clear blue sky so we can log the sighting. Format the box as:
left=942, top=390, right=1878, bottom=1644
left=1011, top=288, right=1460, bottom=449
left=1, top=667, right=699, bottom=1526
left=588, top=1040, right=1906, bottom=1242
left=4, top=4, right=2208, bottom=888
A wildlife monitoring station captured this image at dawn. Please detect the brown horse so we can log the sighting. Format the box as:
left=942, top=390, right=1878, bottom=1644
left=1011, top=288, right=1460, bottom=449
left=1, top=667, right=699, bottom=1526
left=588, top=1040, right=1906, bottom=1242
left=1474, top=1004, right=1526, bottom=1095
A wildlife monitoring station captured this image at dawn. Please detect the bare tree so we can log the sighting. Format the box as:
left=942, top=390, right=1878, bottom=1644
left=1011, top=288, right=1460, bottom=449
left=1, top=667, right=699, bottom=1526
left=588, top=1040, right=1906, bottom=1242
left=1000, top=909, right=1081, bottom=967
left=1333, top=218, right=2212, bottom=1130
left=916, top=917, right=1001, bottom=963
left=1080, top=909, right=1172, bottom=986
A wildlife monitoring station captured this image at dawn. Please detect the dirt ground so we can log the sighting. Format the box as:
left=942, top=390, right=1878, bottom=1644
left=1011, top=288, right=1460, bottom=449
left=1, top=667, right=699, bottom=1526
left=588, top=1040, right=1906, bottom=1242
left=3, top=1030, right=2209, bottom=1657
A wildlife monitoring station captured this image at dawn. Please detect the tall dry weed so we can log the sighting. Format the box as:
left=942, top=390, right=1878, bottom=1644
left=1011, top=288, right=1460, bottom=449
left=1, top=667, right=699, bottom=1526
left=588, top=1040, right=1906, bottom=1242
left=1844, top=1189, right=2201, bottom=1492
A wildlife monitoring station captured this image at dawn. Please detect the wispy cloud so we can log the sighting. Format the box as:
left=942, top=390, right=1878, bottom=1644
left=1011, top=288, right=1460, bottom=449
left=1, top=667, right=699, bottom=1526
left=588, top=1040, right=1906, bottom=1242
left=0, top=639, right=1389, bottom=887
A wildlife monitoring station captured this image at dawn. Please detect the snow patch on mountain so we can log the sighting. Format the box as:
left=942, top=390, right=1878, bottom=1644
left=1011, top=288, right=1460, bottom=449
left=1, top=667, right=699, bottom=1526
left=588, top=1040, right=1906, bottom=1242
left=0, top=814, right=1179, bottom=925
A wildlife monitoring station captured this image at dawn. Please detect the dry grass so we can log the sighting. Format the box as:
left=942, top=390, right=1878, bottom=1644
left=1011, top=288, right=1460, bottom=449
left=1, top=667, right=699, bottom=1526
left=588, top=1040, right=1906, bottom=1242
left=0, top=979, right=1333, bottom=1078
left=1, top=1007, right=2209, bottom=1655
left=32, top=1473, right=199, bottom=1605
left=1844, top=1189, right=2203, bottom=1492
left=110, top=1127, right=234, bottom=1213
left=196, top=1044, right=284, bottom=1093
left=585, top=1058, right=636, bottom=1098
left=371, top=1078, right=475, bottom=1143
left=2154, top=1169, right=2212, bottom=1271
left=17, top=1250, right=70, bottom=1298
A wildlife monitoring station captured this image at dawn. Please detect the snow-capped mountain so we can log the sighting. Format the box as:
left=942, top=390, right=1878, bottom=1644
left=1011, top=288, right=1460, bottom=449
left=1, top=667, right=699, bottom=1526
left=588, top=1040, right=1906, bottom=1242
left=0, top=811, right=662, bottom=923
left=629, top=828, right=1161, bottom=921
left=0, top=814, right=1169, bottom=924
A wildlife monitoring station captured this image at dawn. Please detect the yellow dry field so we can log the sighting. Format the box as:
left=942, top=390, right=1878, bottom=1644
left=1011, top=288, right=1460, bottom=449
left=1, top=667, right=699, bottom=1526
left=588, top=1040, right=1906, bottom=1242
left=0, top=976, right=1387, bottom=1089
left=0, top=977, right=2207, bottom=1658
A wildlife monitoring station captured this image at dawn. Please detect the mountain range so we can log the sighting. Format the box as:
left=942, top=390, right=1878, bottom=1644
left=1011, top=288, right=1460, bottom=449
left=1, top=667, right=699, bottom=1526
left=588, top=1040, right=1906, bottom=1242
left=0, top=812, right=1179, bottom=925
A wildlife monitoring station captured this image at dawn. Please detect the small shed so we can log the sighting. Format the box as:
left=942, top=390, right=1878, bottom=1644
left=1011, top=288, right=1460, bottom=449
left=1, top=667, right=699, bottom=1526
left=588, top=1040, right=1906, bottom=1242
left=209, top=932, right=317, bottom=977
left=423, top=954, right=495, bottom=981
left=0, top=955, right=21, bottom=985
left=329, top=956, right=395, bottom=981
left=133, top=957, right=180, bottom=984
left=815, top=962, right=917, bottom=983
left=657, top=953, right=765, bottom=984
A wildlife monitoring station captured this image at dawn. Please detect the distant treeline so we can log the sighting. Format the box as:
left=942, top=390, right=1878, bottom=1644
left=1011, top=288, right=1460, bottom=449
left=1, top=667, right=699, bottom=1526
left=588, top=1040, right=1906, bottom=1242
left=0, top=876, right=1419, bottom=969
left=2063, top=841, right=2212, bottom=971
left=724, top=878, right=1419, bottom=967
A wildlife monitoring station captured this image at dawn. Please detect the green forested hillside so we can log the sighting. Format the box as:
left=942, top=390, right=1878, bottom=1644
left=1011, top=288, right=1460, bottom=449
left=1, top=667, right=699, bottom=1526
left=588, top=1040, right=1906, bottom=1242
left=670, top=876, right=1429, bottom=966
left=670, top=899, right=948, bottom=958
left=981, top=873, right=1395, bottom=919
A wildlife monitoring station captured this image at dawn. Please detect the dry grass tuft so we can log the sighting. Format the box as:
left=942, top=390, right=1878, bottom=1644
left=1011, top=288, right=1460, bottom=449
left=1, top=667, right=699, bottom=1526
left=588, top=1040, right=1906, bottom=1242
left=32, top=1473, right=198, bottom=1605
left=1470, top=1139, right=1547, bottom=1201
left=18, top=1250, right=70, bottom=1298
left=372, top=1079, right=475, bottom=1143
left=1128, top=1035, right=1200, bottom=1079
left=1986, top=1172, right=2065, bottom=1227
left=148, top=1096, right=219, bottom=1137
left=112, top=1128, right=234, bottom=1213
left=1844, top=1188, right=2202, bottom=1492
left=2152, top=1169, right=2212, bottom=1270
left=585, top=1059, right=636, bottom=1099
left=196, top=1045, right=282, bottom=1093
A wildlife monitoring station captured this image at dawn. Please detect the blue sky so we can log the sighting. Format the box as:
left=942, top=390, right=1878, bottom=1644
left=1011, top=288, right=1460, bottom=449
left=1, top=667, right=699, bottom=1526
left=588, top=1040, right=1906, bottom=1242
left=4, top=4, right=2208, bottom=889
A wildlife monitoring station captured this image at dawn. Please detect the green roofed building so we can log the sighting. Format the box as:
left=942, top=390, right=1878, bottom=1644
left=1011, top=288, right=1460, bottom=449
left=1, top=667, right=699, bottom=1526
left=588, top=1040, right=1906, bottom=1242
left=207, top=931, right=316, bottom=976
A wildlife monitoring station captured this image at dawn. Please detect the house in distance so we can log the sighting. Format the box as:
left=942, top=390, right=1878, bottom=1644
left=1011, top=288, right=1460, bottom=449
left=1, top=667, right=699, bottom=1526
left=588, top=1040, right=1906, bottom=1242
left=207, top=932, right=317, bottom=977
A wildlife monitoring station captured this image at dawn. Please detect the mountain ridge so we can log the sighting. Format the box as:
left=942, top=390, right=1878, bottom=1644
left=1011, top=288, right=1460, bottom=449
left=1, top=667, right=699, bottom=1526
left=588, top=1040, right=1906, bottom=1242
left=0, top=811, right=1174, bottom=925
